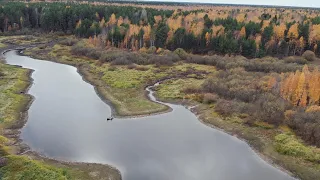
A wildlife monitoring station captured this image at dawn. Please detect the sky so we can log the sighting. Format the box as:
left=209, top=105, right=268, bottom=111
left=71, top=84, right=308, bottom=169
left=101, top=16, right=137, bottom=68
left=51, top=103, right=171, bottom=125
left=143, top=0, right=320, bottom=8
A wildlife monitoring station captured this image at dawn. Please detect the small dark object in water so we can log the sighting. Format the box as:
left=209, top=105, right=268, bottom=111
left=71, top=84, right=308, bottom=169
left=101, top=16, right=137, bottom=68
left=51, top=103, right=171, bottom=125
left=107, top=116, right=113, bottom=121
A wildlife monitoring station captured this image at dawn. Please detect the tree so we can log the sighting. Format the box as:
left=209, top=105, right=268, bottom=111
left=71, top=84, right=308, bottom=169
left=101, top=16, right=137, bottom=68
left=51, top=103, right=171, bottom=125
left=239, top=26, right=246, bottom=38
left=155, top=22, right=169, bottom=48
left=241, top=39, right=256, bottom=57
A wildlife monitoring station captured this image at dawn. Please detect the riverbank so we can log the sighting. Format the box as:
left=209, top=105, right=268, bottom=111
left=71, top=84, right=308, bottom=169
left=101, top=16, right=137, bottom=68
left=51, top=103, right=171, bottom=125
left=154, top=78, right=320, bottom=180
left=0, top=40, right=121, bottom=179
left=4, top=35, right=320, bottom=180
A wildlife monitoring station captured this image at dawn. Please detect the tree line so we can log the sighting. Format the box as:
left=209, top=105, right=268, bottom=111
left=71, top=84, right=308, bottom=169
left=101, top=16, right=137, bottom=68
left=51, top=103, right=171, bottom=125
left=1, top=2, right=320, bottom=58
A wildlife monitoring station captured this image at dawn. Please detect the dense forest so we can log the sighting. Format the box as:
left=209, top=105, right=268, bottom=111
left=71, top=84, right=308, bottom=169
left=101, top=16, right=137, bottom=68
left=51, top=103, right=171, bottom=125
left=1, top=2, right=320, bottom=58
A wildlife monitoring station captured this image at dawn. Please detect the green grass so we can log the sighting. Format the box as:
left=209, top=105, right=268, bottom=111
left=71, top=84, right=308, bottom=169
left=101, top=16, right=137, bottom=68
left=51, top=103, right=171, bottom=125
left=275, top=133, right=320, bottom=162
left=0, top=63, right=30, bottom=125
left=0, top=155, right=71, bottom=180
left=0, top=42, right=7, bottom=48
left=155, top=78, right=204, bottom=100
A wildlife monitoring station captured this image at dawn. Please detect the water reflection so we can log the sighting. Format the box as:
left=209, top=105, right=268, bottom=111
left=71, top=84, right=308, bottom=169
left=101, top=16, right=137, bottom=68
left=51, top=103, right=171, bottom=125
left=5, top=50, right=294, bottom=180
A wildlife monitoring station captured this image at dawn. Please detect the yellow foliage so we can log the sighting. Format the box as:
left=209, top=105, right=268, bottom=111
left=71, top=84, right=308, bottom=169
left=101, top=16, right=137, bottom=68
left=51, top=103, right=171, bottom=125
left=239, top=26, right=246, bottom=38
left=274, top=23, right=287, bottom=40
left=280, top=66, right=320, bottom=107
left=287, top=23, right=299, bottom=39
left=306, top=105, right=320, bottom=112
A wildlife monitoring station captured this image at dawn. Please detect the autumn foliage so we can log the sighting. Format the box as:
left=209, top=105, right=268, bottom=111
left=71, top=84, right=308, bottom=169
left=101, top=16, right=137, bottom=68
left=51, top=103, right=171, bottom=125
left=280, top=65, right=320, bottom=107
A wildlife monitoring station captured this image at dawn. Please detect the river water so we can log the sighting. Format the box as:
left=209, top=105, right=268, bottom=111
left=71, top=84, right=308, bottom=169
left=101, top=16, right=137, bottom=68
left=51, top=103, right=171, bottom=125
left=5, top=50, right=295, bottom=180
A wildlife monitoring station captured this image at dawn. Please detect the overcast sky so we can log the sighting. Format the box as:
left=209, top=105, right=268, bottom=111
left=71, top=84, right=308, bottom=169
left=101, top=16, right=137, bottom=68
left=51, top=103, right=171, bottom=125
left=143, top=0, right=320, bottom=8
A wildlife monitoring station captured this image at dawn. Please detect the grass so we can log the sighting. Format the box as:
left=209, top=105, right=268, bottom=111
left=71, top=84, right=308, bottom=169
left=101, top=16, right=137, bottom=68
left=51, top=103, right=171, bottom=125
left=155, top=78, right=204, bottom=100
left=275, top=133, right=320, bottom=162
left=0, top=155, right=71, bottom=180
left=0, top=42, right=7, bottom=48
left=0, top=63, right=31, bottom=126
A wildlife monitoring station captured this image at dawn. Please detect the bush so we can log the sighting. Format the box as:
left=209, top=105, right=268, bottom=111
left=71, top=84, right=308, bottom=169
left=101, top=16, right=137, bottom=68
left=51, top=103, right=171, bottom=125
left=183, top=86, right=201, bottom=94
left=59, top=38, right=78, bottom=46
left=284, top=56, right=308, bottom=64
left=135, top=66, right=149, bottom=71
left=108, top=66, right=117, bottom=71
left=38, top=44, right=47, bottom=49
left=86, top=49, right=101, bottom=60
left=110, top=56, right=131, bottom=65
left=147, top=46, right=157, bottom=54
left=127, top=64, right=137, bottom=69
left=203, top=93, right=218, bottom=104
left=156, top=48, right=165, bottom=54
left=139, top=47, right=148, bottom=53
left=215, top=99, right=251, bottom=116
left=287, top=110, right=320, bottom=147
left=174, top=48, right=188, bottom=60
left=99, top=51, right=123, bottom=62
left=302, top=50, right=317, bottom=61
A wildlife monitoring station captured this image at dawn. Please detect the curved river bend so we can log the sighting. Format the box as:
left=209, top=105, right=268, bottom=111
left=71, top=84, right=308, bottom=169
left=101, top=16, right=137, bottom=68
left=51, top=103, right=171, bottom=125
left=5, top=51, right=294, bottom=180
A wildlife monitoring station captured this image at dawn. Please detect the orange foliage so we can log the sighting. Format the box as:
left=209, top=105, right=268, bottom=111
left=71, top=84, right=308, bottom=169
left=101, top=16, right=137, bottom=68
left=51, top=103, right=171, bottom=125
left=108, top=13, right=117, bottom=26
left=274, top=23, right=286, bottom=40
left=239, top=26, right=246, bottom=38
left=309, top=24, right=320, bottom=43
left=280, top=66, right=320, bottom=107
left=211, top=25, right=225, bottom=37
left=287, top=23, right=299, bottom=39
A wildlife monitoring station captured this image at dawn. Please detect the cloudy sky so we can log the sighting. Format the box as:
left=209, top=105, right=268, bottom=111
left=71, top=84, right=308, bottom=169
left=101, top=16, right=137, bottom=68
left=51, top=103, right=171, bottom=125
left=144, top=0, right=320, bottom=8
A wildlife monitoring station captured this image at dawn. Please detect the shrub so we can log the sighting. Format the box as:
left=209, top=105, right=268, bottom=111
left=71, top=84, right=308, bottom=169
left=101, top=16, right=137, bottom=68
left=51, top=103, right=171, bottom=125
left=183, top=86, right=201, bottom=94
left=156, top=48, right=165, bottom=54
left=108, top=66, right=117, bottom=71
left=147, top=46, right=157, bottom=54
left=174, top=48, right=188, bottom=60
left=284, top=56, right=308, bottom=64
left=215, top=99, right=250, bottom=116
left=254, top=93, right=287, bottom=125
left=139, top=47, right=148, bottom=53
left=127, top=64, right=137, bottom=69
left=135, top=66, right=149, bottom=71
left=38, top=44, right=47, bottom=49
left=287, top=110, right=320, bottom=147
left=110, top=56, right=131, bottom=65
left=86, top=49, right=101, bottom=60
left=302, top=50, right=317, bottom=61
left=203, top=93, right=218, bottom=104
left=59, top=38, right=78, bottom=46
left=99, top=51, right=123, bottom=62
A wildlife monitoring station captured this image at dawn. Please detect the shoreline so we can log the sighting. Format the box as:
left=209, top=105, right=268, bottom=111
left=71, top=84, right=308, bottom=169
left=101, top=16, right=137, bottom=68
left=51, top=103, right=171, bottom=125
left=151, top=87, right=296, bottom=177
left=3, top=44, right=303, bottom=179
left=1, top=48, right=122, bottom=180
left=18, top=49, right=172, bottom=118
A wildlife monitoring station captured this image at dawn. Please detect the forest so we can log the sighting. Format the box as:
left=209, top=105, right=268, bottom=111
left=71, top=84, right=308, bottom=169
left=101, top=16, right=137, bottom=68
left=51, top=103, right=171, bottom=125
left=0, top=2, right=320, bottom=58
left=1, top=1, right=320, bottom=179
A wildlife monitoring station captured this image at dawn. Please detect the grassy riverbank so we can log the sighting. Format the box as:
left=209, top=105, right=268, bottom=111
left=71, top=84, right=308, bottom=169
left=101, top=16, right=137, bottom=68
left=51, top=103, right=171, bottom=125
left=0, top=37, right=121, bottom=180
left=4, top=35, right=320, bottom=180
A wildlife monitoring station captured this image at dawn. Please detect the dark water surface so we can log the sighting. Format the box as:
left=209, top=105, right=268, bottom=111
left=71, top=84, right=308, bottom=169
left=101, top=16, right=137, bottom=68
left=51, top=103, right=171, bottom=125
left=5, top=50, right=295, bottom=180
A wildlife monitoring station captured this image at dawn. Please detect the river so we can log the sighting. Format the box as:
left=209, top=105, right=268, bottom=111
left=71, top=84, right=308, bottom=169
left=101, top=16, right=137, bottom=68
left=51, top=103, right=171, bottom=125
left=4, top=50, right=295, bottom=180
